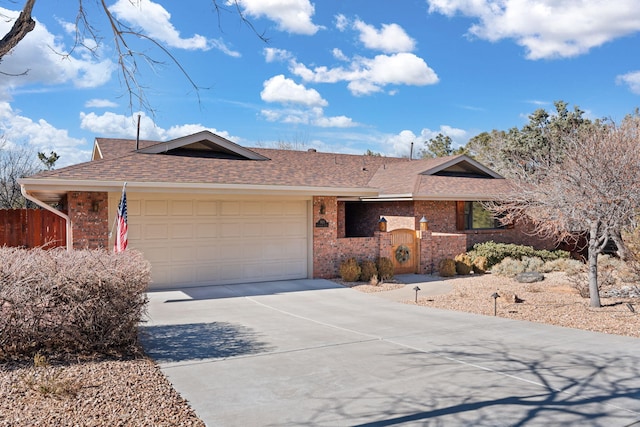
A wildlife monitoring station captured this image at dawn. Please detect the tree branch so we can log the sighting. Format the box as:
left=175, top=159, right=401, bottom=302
left=0, top=0, right=36, bottom=59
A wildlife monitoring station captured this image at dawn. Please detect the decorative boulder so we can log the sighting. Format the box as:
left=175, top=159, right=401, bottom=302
left=516, top=271, right=544, bottom=283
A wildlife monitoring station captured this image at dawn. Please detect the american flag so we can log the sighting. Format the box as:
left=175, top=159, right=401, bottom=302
left=114, top=185, right=128, bottom=253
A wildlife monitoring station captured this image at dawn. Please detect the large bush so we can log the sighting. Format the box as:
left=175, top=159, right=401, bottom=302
left=467, top=241, right=569, bottom=269
left=438, top=259, right=456, bottom=277
left=0, top=247, right=151, bottom=361
left=359, top=260, right=378, bottom=282
left=339, top=257, right=361, bottom=282
left=376, top=257, right=394, bottom=281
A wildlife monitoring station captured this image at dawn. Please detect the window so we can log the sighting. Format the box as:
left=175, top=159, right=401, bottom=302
left=461, top=201, right=504, bottom=230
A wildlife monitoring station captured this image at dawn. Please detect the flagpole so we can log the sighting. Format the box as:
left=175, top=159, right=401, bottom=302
left=109, top=182, right=127, bottom=240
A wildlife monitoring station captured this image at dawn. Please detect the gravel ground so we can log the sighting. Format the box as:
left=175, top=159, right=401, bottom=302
left=0, top=358, right=204, bottom=427
left=2, top=273, right=637, bottom=426
left=352, top=272, right=640, bottom=338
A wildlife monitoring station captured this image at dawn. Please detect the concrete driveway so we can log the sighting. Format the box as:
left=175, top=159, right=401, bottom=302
left=141, top=279, right=640, bottom=427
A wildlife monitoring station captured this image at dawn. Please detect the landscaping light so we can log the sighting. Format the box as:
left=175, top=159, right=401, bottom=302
left=491, top=292, right=500, bottom=316
left=419, top=216, right=429, bottom=231
left=414, top=286, right=421, bottom=303
left=378, top=217, right=387, bottom=232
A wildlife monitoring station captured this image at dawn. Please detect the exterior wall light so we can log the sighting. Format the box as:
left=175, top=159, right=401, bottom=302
left=419, top=216, right=429, bottom=231
left=378, top=217, right=387, bottom=232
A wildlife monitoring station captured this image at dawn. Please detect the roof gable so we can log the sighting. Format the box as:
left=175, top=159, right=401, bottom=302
left=138, top=130, right=269, bottom=161
left=420, top=155, right=504, bottom=179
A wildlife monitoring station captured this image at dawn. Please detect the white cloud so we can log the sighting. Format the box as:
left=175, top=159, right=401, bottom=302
left=0, top=8, right=115, bottom=95
left=353, top=19, right=416, bottom=53
left=335, top=14, right=349, bottom=31
left=0, top=102, right=89, bottom=167
left=385, top=130, right=416, bottom=158
left=332, top=48, right=349, bottom=61
left=427, top=0, right=640, bottom=59
left=260, top=106, right=357, bottom=128
left=292, top=53, right=439, bottom=96
left=383, top=125, right=469, bottom=157
left=110, top=0, right=240, bottom=55
left=616, top=71, right=640, bottom=94
left=314, top=115, right=356, bottom=128
left=79, top=111, right=232, bottom=142
left=234, top=0, right=321, bottom=35
left=261, top=75, right=328, bottom=107
left=85, top=99, right=119, bottom=108
left=264, top=47, right=293, bottom=63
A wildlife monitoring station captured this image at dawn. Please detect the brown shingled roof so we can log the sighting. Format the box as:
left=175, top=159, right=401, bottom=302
left=21, top=132, right=513, bottom=202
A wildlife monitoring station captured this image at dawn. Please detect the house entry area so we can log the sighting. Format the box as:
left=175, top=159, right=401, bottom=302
left=111, top=193, right=310, bottom=290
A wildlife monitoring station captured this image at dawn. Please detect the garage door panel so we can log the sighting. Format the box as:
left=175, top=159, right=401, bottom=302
left=170, top=200, right=193, bottom=216
left=196, top=245, right=220, bottom=260
left=195, top=223, right=218, bottom=238
left=264, top=202, right=283, bottom=215
left=243, top=222, right=263, bottom=237
left=196, top=201, right=217, bottom=216
left=221, top=201, right=240, bottom=216
left=129, top=195, right=309, bottom=289
left=145, top=200, right=168, bottom=215
left=171, top=247, right=195, bottom=262
left=128, top=199, right=141, bottom=216
left=220, top=223, right=242, bottom=238
left=170, top=223, right=193, bottom=239
left=142, top=246, right=171, bottom=263
left=170, top=265, right=195, bottom=284
left=143, top=224, right=169, bottom=239
left=284, top=201, right=306, bottom=216
left=284, top=220, right=306, bottom=237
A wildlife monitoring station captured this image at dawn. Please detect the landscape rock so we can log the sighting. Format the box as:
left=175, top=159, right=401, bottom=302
left=516, top=271, right=545, bottom=283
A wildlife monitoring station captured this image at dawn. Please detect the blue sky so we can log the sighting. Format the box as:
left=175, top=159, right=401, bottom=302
left=2, top=0, right=640, bottom=167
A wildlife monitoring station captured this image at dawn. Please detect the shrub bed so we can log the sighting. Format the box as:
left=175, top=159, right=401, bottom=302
left=0, top=247, right=151, bottom=361
left=467, top=241, right=570, bottom=269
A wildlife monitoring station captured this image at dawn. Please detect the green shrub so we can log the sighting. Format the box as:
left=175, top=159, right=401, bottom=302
left=339, top=257, right=361, bottom=282
left=359, top=260, right=378, bottom=282
left=438, top=259, right=456, bottom=277
left=454, top=253, right=473, bottom=275
left=467, top=241, right=569, bottom=269
left=0, top=247, right=151, bottom=361
left=472, top=256, right=488, bottom=274
left=376, top=257, right=394, bottom=280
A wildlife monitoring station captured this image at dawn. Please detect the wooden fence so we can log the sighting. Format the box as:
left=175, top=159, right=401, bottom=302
left=0, top=209, right=66, bottom=249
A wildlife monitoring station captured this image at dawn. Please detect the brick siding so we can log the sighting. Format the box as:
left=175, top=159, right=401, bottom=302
left=67, top=191, right=109, bottom=250
left=316, top=197, right=557, bottom=279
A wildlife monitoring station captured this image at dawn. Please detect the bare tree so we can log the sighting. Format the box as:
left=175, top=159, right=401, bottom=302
left=0, top=142, right=41, bottom=208
left=0, top=1, right=266, bottom=111
left=490, top=114, right=640, bottom=307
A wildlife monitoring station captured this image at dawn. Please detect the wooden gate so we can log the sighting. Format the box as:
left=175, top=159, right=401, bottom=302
left=0, top=209, right=66, bottom=249
left=390, top=228, right=418, bottom=274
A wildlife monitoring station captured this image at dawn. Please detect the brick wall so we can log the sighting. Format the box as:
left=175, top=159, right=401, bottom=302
left=67, top=191, right=109, bottom=249
left=414, top=200, right=458, bottom=232
left=315, top=196, right=556, bottom=278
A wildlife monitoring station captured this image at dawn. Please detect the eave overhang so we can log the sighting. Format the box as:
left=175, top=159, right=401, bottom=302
left=19, top=178, right=379, bottom=203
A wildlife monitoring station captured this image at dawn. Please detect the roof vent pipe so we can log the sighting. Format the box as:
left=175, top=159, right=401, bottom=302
left=410, top=141, right=414, bottom=160
left=136, top=114, right=141, bottom=150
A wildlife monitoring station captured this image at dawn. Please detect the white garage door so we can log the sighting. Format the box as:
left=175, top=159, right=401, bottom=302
left=118, top=194, right=309, bottom=289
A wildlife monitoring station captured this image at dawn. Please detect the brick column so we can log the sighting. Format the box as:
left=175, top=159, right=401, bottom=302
left=312, top=196, right=338, bottom=278
left=67, top=191, right=109, bottom=250
left=418, top=230, right=435, bottom=274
